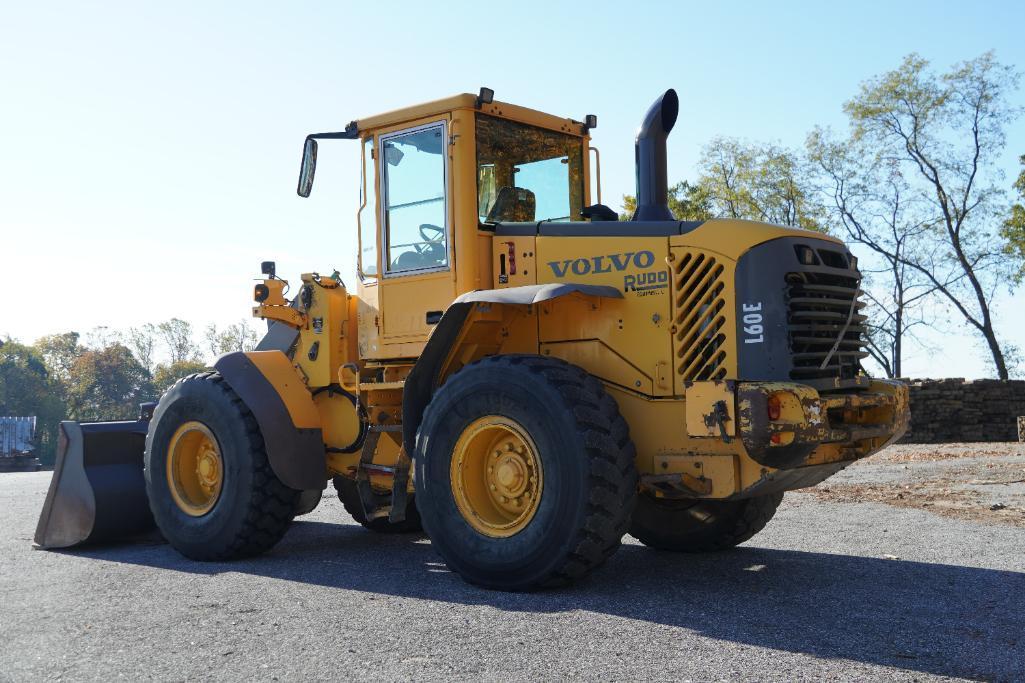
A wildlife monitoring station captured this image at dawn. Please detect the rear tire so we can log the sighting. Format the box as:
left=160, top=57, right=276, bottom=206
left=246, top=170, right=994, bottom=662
left=144, top=372, right=299, bottom=561
left=629, top=492, right=783, bottom=552
left=332, top=476, right=423, bottom=533
left=414, top=355, right=637, bottom=591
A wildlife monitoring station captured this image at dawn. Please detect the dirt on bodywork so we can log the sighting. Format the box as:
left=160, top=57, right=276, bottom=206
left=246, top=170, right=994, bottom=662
left=802, top=442, right=1025, bottom=528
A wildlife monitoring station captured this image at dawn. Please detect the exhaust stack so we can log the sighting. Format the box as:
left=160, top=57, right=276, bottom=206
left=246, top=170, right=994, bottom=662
left=632, top=89, right=679, bottom=221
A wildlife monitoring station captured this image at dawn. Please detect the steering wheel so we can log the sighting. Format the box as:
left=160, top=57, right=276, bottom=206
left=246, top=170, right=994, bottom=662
left=414, top=223, right=445, bottom=256
left=419, top=223, right=445, bottom=243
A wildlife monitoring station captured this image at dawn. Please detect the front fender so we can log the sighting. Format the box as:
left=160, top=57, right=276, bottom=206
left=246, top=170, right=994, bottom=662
left=214, top=351, right=325, bottom=490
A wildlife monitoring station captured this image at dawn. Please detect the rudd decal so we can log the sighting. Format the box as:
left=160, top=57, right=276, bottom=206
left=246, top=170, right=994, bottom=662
left=546, top=250, right=668, bottom=296
left=624, top=270, right=669, bottom=295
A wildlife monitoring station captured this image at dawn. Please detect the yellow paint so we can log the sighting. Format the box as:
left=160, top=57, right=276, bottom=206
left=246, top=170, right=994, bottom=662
left=166, top=421, right=223, bottom=517
left=381, top=273, right=456, bottom=341
left=355, top=94, right=586, bottom=141
left=253, top=278, right=304, bottom=327
left=293, top=274, right=350, bottom=388
left=671, top=219, right=843, bottom=261
left=542, top=339, right=652, bottom=394
left=253, top=303, right=304, bottom=328
left=243, top=351, right=321, bottom=429
left=449, top=415, right=543, bottom=538
left=652, top=454, right=738, bottom=498
left=536, top=236, right=674, bottom=395
left=492, top=236, right=538, bottom=288
left=312, top=391, right=362, bottom=453
left=257, top=278, right=289, bottom=306
left=430, top=303, right=538, bottom=387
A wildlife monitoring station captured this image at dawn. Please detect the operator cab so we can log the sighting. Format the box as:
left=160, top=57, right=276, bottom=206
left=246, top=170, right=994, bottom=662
left=298, top=89, right=596, bottom=355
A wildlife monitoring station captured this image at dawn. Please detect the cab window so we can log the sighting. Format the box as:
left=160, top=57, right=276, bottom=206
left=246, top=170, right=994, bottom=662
left=476, top=114, right=584, bottom=223
left=381, top=123, right=448, bottom=274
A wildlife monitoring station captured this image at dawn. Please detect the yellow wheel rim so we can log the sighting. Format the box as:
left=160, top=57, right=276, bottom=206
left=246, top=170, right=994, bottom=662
left=166, top=421, right=223, bottom=517
left=450, top=415, right=543, bottom=538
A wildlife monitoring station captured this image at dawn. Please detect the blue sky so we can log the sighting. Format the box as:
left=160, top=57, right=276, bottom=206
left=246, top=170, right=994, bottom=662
left=1, top=1, right=1023, bottom=377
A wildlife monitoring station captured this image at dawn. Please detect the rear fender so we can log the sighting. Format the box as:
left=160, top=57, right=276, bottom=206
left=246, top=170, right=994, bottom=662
left=214, top=351, right=325, bottom=490
left=401, top=283, right=623, bottom=456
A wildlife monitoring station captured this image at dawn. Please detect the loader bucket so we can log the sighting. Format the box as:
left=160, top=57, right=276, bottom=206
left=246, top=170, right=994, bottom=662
left=34, top=417, right=156, bottom=549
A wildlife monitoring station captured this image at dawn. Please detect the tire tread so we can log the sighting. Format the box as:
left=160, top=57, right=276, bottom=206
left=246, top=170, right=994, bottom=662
left=423, top=354, right=637, bottom=589
left=146, top=372, right=297, bottom=561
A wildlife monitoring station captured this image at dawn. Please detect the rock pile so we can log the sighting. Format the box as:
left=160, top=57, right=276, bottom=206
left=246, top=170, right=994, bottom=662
left=900, top=378, right=1025, bottom=443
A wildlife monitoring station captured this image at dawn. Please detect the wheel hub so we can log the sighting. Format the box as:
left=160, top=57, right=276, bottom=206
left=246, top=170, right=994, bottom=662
left=166, top=421, right=223, bottom=517
left=451, top=416, right=543, bottom=538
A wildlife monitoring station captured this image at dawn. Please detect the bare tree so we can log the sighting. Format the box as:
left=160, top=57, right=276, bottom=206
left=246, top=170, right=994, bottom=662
left=156, top=318, right=200, bottom=365
left=204, top=320, right=260, bottom=359
left=84, top=326, right=120, bottom=349
left=808, top=130, right=947, bottom=377
left=843, top=52, right=1022, bottom=378
left=125, top=324, right=158, bottom=373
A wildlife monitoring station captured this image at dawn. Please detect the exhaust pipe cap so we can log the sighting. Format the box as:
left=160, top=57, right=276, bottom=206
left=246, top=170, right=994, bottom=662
left=632, top=88, right=679, bottom=222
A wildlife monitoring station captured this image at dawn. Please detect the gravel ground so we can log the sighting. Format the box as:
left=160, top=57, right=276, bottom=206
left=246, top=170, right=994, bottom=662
left=2, top=445, right=1024, bottom=682
left=812, top=442, right=1025, bottom=528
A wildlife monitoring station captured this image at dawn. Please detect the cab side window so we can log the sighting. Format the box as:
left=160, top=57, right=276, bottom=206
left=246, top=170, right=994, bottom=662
left=358, top=137, right=378, bottom=277
left=381, top=123, right=448, bottom=274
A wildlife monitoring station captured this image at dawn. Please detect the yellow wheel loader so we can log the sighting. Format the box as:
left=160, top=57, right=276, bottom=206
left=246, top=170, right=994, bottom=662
left=36, top=88, right=909, bottom=590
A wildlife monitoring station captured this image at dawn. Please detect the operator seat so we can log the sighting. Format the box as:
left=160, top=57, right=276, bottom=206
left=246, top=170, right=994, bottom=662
left=486, top=187, right=536, bottom=223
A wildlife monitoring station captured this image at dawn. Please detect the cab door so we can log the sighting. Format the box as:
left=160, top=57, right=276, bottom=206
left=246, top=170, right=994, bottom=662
left=376, top=117, right=457, bottom=350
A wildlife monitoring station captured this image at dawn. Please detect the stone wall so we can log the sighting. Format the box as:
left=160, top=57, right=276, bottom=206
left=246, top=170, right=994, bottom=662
left=901, top=378, right=1025, bottom=443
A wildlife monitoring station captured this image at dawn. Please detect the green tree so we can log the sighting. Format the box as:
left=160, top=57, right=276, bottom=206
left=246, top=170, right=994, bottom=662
left=843, top=52, right=1021, bottom=378
left=1001, top=154, right=1025, bottom=283
left=621, top=181, right=713, bottom=221
left=0, top=339, right=67, bottom=465
left=696, top=138, right=823, bottom=231
left=622, top=141, right=823, bottom=231
left=34, top=332, right=83, bottom=383
left=152, top=360, right=208, bottom=395
left=65, top=343, right=153, bottom=421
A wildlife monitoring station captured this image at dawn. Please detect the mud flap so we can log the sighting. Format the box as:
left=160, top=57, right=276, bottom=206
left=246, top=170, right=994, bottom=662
left=34, top=419, right=157, bottom=549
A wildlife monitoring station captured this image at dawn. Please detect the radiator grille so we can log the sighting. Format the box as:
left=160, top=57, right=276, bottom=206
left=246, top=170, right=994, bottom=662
left=672, top=252, right=728, bottom=381
left=786, top=268, right=869, bottom=384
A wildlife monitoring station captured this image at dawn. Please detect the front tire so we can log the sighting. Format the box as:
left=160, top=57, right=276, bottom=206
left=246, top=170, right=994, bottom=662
left=144, top=372, right=299, bottom=561
left=629, top=492, right=783, bottom=552
left=414, top=355, right=637, bottom=591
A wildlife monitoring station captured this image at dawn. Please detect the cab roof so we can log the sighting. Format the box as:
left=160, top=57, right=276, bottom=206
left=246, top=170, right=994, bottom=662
left=355, top=93, right=588, bottom=138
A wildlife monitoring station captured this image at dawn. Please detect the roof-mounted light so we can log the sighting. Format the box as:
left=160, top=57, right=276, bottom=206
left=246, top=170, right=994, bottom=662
left=476, top=87, right=495, bottom=109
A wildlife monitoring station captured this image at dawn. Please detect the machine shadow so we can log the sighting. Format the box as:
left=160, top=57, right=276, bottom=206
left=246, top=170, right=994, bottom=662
left=73, top=518, right=1024, bottom=680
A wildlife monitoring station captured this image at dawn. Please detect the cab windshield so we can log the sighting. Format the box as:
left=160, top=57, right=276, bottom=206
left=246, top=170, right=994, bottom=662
left=476, top=114, right=584, bottom=223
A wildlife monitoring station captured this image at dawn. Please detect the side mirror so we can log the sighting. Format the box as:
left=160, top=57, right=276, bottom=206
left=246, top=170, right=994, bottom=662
left=384, top=144, right=404, bottom=167
left=297, top=137, right=318, bottom=197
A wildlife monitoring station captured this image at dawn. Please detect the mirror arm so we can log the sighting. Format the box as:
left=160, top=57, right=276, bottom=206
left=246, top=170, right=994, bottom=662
left=305, top=120, right=360, bottom=142
left=297, top=121, right=360, bottom=198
